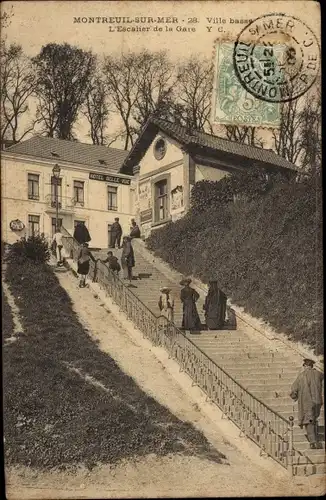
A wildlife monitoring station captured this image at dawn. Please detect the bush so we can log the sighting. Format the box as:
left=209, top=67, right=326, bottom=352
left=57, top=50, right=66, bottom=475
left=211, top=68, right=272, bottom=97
left=8, top=234, right=50, bottom=263
left=147, top=174, right=323, bottom=355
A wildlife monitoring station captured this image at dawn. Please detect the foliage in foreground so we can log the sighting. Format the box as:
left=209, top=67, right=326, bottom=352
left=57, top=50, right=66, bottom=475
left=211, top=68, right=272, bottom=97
left=147, top=174, right=323, bottom=355
left=3, top=259, right=225, bottom=470
left=8, top=234, right=50, bottom=263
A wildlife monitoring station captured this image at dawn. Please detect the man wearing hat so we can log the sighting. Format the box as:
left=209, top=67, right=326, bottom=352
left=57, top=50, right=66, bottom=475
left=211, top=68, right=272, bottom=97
left=158, top=287, right=174, bottom=322
left=290, top=358, right=324, bottom=449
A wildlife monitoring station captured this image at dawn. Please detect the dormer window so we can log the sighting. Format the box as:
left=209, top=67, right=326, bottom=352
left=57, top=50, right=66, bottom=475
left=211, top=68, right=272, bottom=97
left=99, top=159, right=107, bottom=165
left=51, top=151, right=59, bottom=157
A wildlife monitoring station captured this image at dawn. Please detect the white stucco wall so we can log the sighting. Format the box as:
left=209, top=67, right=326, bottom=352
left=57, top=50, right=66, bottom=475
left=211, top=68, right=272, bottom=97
left=1, top=156, right=135, bottom=248
left=195, top=164, right=230, bottom=183
left=139, top=133, right=183, bottom=176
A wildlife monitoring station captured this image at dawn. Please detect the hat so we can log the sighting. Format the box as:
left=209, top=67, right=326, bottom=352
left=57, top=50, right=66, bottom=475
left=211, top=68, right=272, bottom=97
left=180, top=278, right=191, bottom=286
left=303, top=358, right=315, bottom=367
left=160, top=286, right=171, bottom=293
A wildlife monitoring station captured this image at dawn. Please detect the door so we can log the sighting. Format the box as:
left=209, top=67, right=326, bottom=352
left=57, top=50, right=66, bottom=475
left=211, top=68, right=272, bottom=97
left=108, top=224, right=112, bottom=248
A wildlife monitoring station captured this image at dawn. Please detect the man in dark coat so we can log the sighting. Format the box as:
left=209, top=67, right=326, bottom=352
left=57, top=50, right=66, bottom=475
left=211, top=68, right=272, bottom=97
left=290, top=358, right=324, bottom=449
left=130, top=220, right=141, bottom=239
left=110, top=217, right=122, bottom=249
left=73, top=222, right=91, bottom=245
left=121, top=236, right=135, bottom=284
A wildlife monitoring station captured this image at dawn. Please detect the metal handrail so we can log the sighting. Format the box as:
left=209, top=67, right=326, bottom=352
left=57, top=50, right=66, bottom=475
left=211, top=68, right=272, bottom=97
left=60, top=226, right=295, bottom=473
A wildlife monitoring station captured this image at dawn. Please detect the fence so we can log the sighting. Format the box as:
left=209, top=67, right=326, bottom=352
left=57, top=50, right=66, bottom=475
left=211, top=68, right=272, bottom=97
left=61, top=227, right=295, bottom=473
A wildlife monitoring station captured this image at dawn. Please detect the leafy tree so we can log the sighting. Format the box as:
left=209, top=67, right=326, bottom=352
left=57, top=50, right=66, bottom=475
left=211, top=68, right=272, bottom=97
left=32, top=43, right=96, bottom=139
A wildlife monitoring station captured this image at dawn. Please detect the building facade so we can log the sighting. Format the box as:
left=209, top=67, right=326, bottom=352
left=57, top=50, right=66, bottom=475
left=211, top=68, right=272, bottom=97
left=1, top=137, right=135, bottom=248
left=121, top=117, right=297, bottom=239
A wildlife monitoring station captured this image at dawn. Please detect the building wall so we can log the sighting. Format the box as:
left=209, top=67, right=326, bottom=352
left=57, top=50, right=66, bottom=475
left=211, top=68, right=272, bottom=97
left=1, top=157, right=135, bottom=248
left=195, top=164, right=230, bottom=183
left=136, top=138, right=233, bottom=238
left=139, top=133, right=184, bottom=176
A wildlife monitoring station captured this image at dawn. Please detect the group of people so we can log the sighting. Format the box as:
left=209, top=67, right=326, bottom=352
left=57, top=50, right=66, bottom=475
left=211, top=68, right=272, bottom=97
left=158, top=278, right=228, bottom=331
left=71, top=219, right=139, bottom=288
left=110, top=217, right=141, bottom=249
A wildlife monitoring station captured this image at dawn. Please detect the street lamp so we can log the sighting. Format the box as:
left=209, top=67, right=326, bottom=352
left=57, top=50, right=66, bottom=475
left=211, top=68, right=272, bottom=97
left=52, top=164, right=61, bottom=231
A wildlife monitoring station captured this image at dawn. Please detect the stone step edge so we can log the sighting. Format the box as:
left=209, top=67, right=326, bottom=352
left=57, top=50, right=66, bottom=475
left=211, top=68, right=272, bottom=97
left=132, top=240, right=323, bottom=371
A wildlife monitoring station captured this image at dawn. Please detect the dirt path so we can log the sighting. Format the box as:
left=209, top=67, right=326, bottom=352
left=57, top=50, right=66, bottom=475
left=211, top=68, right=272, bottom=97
left=5, top=268, right=325, bottom=498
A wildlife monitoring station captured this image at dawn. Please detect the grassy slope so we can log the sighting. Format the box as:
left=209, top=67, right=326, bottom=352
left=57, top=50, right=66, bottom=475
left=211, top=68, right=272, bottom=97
left=3, top=258, right=224, bottom=470
left=147, top=178, right=323, bottom=355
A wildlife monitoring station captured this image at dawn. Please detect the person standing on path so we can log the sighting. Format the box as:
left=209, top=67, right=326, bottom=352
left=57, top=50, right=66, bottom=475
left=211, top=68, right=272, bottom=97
left=77, top=242, right=96, bottom=288
left=290, top=358, right=324, bottom=449
left=130, top=220, right=141, bottom=239
left=158, top=287, right=175, bottom=322
left=110, top=218, right=122, bottom=249
left=180, top=278, right=201, bottom=331
left=121, top=236, right=135, bottom=285
left=52, top=227, right=64, bottom=264
left=73, top=221, right=91, bottom=245
left=203, top=280, right=227, bottom=330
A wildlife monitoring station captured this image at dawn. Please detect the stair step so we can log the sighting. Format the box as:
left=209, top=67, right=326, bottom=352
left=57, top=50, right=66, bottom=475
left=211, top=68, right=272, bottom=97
left=292, top=462, right=326, bottom=475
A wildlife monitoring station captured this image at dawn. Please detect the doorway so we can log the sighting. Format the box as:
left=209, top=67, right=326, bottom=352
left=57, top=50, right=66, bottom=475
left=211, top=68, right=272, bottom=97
left=108, top=224, right=112, bottom=248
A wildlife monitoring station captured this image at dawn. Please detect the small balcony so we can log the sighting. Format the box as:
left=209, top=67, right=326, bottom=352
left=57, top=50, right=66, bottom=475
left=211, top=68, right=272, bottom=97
left=45, top=194, right=75, bottom=214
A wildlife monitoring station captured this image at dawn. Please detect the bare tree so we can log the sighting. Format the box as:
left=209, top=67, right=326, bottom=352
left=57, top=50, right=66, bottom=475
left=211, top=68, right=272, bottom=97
left=32, top=43, right=96, bottom=140
left=225, top=125, right=263, bottom=147
left=173, top=56, right=213, bottom=132
left=132, top=51, right=176, bottom=131
left=82, top=76, right=110, bottom=145
left=272, top=97, right=302, bottom=165
left=298, top=90, right=321, bottom=174
left=102, top=52, right=142, bottom=150
left=1, top=43, right=36, bottom=143
left=272, top=86, right=321, bottom=171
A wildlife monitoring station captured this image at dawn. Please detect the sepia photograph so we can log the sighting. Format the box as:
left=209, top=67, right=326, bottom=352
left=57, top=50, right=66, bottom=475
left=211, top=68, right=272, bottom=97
left=1, top=1, right=323, bottom=498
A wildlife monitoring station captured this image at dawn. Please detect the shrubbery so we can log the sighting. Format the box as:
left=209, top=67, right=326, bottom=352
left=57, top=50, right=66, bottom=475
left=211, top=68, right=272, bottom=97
left=147, top=173, right=323, bottom=355
left=8, top=234, right=50, bottom=263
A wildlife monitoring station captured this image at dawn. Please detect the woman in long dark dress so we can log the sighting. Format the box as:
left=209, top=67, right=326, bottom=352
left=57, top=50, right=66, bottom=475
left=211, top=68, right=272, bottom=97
left=121, top=236, right=135, bottom=284
left=203, top=280, right=227, bottom=330
left=74, top=222, right=91, bottom=245
left=180, top=278, right=201, bottom=331
left=77, top=243, right=96, bottom=287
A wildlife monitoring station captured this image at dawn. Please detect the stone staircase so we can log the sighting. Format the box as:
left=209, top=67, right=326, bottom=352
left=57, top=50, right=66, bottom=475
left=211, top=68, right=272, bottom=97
left=94, top=246, right=325, bottom=476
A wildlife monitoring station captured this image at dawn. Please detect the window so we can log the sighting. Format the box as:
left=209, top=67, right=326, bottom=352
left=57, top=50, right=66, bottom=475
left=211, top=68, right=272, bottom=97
left=28, top=215, right=40, bottom=236
left=28, top=174, right=39, bottom=200
left=153, top=138, right=167, bottom=160
left=107, top=186, right=118, bottom=211
left=51, top=218, right=62, bottom=237
left=154, top=179, right=168, bottom=221
left=51, top=176, right=62, bottom=208
left=73, top=181, right=84, bottom=205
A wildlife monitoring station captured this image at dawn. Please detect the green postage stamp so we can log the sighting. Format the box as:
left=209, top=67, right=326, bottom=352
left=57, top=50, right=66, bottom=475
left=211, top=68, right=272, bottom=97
left=212, top=42, right=280, bottom=127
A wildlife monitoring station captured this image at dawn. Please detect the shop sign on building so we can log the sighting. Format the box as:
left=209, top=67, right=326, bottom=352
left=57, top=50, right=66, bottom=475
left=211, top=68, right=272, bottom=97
left=89, top=172, right=131, bottom=185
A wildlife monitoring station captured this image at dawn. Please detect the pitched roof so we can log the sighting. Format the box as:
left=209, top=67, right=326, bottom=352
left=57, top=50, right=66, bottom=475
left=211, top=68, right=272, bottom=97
left=121, top=116, right=297, bottom=173
left=5, top=136, right=129, bottom=172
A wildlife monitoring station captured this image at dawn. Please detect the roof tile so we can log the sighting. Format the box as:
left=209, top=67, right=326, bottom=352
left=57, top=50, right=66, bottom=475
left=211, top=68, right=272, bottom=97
left=5, top=136, right=129, bottom=172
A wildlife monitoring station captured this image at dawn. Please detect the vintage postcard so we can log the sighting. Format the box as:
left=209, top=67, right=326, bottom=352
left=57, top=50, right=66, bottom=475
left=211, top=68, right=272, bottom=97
left=1, top=1, right=323, bottom=499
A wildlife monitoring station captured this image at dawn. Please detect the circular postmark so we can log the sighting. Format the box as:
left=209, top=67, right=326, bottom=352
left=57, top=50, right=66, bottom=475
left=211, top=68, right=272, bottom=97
left=233, top=14, right=320, bottom=103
